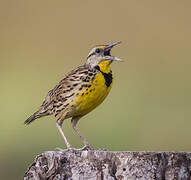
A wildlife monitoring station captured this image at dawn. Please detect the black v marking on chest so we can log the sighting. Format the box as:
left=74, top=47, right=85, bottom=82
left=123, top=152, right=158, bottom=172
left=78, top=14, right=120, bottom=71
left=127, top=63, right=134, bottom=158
left=94, top=65, right=113, bottom=87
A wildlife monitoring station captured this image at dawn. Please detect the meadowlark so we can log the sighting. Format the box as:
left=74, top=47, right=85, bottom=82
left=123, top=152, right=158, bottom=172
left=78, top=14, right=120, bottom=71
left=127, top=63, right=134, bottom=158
left=25, top=41, right=122, bottom=149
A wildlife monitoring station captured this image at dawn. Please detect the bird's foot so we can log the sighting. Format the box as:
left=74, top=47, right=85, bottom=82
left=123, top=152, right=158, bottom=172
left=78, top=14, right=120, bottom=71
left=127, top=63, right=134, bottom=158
left=79, top=145, right=94, bottom=151
left=55, top=144, right=94, bottom=153
left=67, top=145, right=94, bottom=152
left=55, top=147, right=78, bottom=153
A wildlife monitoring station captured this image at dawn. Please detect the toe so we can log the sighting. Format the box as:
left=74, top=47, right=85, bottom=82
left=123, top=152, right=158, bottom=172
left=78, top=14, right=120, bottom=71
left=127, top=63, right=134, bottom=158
left=81, top=145, right=94, bottom=151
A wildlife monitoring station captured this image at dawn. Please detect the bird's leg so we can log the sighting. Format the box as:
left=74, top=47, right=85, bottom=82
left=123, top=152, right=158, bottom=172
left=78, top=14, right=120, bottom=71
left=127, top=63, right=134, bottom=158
left=71, top=116, right=93, bottom=150
left=56, top=120, right=72, bottom=149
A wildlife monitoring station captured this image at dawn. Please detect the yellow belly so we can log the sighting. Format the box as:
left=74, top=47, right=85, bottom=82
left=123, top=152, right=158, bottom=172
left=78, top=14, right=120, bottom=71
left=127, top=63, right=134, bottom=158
left=73, top=72, right=112, bottom=116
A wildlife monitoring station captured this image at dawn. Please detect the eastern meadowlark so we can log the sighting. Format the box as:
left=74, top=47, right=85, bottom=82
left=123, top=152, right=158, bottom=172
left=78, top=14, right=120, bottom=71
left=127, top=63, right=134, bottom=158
left=25, top=41, right=122, bottom=149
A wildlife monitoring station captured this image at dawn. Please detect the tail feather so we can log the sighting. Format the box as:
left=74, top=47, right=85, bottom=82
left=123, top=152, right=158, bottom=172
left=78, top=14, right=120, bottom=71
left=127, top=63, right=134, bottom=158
left=24, top=109, right=49, bottom=125
left=24, top=114, right=37, bottom=125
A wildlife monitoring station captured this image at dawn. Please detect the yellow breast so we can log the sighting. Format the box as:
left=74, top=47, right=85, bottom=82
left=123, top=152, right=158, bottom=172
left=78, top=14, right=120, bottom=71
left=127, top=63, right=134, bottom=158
left=73, top=60, right=113, bottom=116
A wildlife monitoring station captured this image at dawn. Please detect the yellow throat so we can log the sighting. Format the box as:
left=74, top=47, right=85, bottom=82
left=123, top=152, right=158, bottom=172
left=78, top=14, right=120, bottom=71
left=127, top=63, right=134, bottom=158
left=98, top=60, right=112, bottom=73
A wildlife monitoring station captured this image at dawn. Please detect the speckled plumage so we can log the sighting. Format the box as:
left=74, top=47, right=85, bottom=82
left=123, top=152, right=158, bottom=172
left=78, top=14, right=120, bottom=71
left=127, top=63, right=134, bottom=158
left=25, top=42, right=121, bottom=149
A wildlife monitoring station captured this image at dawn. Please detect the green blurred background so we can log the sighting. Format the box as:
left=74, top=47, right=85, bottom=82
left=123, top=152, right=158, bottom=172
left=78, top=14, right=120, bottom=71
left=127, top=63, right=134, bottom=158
left=1, top=0, right=191, bottom=179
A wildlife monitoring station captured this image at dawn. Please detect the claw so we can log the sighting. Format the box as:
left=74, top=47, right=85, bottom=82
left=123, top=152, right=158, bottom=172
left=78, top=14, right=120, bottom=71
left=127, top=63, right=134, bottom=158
left=80, top=145, right=94, bottom=151
left=55, top=145, right=94, bottom=153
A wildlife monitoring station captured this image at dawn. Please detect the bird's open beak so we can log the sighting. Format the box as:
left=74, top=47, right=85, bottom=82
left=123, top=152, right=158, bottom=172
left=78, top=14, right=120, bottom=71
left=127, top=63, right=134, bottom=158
left=103, top=41, right=122, bottom=61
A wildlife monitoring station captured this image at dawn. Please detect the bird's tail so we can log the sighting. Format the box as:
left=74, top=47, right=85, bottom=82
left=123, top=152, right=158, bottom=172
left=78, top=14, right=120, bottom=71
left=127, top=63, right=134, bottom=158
left=24, top=108, right=49, bottom=125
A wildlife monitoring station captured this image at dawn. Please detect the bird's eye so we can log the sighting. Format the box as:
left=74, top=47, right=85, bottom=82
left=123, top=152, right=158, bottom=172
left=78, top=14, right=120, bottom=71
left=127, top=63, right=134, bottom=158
left=95, top=48, right=101, bottom=53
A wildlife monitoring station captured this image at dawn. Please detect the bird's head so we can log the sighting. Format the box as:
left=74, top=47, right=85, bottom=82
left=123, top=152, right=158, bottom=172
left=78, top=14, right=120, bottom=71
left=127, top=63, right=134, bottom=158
left=85, top=41, right=122, bottom=68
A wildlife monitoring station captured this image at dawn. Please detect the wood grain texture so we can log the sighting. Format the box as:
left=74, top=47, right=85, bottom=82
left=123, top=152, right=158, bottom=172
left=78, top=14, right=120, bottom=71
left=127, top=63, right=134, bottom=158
left=24, top=150, right=191, bottom=180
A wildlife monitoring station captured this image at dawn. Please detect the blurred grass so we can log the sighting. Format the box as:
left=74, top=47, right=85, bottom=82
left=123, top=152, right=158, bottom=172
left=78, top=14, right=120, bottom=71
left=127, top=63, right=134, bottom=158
left=1, top=0, right=191, bottom=179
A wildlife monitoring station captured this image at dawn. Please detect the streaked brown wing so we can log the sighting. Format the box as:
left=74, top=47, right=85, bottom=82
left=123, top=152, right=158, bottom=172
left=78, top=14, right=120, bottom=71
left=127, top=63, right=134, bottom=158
left=40, top=65, right=96, bottom=116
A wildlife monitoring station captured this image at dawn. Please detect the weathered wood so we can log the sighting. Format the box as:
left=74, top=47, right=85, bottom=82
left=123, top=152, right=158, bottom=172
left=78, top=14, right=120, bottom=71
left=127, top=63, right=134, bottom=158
left=24, top=150, right=191, bottom=180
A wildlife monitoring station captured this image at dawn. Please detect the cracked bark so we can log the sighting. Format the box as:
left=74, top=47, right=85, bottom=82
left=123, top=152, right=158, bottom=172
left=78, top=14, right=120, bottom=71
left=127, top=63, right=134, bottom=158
left=24, top=150, right=191, bottom=180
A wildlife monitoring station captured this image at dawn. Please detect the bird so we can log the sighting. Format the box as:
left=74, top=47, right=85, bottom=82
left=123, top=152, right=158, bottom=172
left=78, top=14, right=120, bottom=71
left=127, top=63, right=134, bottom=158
left=25, top=41, right=122, bottom=150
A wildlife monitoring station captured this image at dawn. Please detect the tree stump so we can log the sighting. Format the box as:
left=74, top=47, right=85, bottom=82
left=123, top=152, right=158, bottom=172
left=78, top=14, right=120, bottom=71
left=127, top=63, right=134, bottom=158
left=24, top=150, right=191, bottom=180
